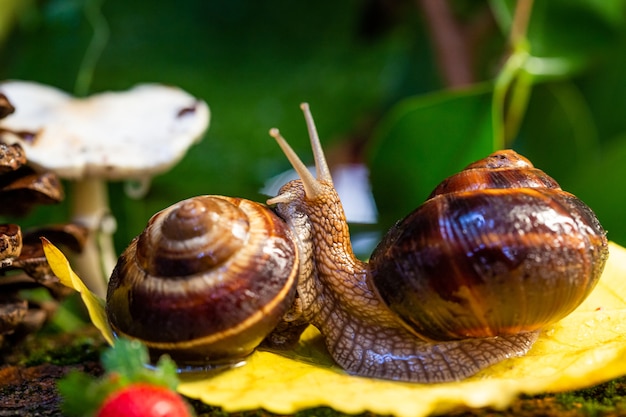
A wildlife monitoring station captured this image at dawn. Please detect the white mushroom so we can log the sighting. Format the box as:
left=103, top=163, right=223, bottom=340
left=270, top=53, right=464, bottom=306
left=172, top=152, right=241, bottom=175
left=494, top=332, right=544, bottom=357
left=0, top=80, right=210, bottom=296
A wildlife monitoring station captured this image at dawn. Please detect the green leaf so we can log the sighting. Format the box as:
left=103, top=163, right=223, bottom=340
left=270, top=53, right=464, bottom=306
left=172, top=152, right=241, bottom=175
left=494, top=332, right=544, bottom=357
left=491, top=0, right=624, bottom=79
left=368, top=84, right=494, bottom=231
left=151, top=355, right=181, bottom=391
left=101, top=339, right=150, bottom=381
left=578, top=36, right=626, bottom=142
left=567, top=135, right=626, bottom=249
left=102, top=338, right=180, bottom=391
left=527, top=0, right=623, bottom=67
left=58, top=370, right=111, bottom=417
left=516, top=81, right=599, bottom=184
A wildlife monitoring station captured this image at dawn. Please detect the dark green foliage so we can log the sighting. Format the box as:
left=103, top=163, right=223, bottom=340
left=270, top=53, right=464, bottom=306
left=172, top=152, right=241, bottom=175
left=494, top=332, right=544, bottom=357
left=22, top=337, right=100, bottom=366
left=555, top=377, right=626, bottom=416
left=2, top=0, right=625, bottom=250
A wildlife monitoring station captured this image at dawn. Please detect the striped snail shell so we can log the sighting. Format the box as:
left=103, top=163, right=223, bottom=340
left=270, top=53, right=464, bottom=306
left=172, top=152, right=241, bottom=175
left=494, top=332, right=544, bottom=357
left=369, top=150, right=608, bottom=342
left=106, top=195, right=298, bottom=367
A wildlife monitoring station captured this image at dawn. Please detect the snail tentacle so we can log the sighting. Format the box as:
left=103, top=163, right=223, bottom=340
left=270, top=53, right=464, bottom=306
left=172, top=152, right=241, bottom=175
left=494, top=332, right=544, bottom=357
left=268, top=102, right=331, bottom=202
left=269, top=128, right=324, bottom=200
left=300, top=102, right=332, bottom=183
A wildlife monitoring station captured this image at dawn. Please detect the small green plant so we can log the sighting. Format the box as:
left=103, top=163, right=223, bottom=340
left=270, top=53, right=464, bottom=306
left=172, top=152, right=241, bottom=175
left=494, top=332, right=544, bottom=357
left=58, top=338, right=193, bottom=417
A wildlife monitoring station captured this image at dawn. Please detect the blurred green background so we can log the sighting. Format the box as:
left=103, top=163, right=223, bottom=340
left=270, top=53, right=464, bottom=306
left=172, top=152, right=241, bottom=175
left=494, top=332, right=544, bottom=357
left=1, top=0, right=626, bottom=256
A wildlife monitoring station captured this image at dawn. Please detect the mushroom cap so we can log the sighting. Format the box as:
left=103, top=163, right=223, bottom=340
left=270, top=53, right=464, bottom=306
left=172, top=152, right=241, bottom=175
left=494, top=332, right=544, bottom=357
left=0, top=80, right=210, bottom=180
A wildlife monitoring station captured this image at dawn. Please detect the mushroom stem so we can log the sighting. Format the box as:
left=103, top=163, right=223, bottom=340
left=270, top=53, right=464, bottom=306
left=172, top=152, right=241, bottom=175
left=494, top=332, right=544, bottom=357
left=69, top=178, right=116, bottom=297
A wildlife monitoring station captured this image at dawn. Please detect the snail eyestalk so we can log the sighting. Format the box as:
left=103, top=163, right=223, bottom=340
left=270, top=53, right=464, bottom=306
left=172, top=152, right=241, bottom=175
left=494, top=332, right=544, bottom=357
left=300, top=103, right=332, bottom=184
left=269, top=128, right=325, bottom=200
left=267, top=191, right=295, bottom=206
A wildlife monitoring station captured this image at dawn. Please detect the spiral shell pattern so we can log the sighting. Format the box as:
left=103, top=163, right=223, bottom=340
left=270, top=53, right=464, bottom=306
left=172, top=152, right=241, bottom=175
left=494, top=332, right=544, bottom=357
left=106, top=195, right=298, bottom=366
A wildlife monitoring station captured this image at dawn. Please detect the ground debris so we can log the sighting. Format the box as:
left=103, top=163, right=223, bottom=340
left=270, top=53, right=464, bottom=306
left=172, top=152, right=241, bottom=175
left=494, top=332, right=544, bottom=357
left=0, top=362, right=101, bottom=417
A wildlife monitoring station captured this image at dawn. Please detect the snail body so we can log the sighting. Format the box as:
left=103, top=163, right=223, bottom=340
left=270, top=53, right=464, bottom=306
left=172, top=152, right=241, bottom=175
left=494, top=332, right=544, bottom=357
left=106, top=104, right=608, bottom=383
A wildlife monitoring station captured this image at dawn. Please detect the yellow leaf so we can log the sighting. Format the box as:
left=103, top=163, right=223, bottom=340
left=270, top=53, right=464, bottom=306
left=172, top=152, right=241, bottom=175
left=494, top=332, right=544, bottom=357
left=41, top=238, right=115, bottom=345
left=44, top=238, right=626, bottom=416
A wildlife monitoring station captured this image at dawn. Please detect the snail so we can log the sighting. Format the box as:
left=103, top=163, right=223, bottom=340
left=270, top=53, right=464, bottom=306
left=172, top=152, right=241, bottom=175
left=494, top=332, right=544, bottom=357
left=106, top=103, right=609, bottom=383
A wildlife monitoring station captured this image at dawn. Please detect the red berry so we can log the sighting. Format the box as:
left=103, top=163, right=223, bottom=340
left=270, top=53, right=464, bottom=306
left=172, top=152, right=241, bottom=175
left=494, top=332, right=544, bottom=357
left=96, top=384, right=192, bottom=417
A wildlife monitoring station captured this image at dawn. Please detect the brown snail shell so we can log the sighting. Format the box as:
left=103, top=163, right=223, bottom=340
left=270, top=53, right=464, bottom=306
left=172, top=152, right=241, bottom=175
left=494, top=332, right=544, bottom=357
left=369, top=150, right=608, bottom=341
left=106, top=195, right=298, bottom=367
